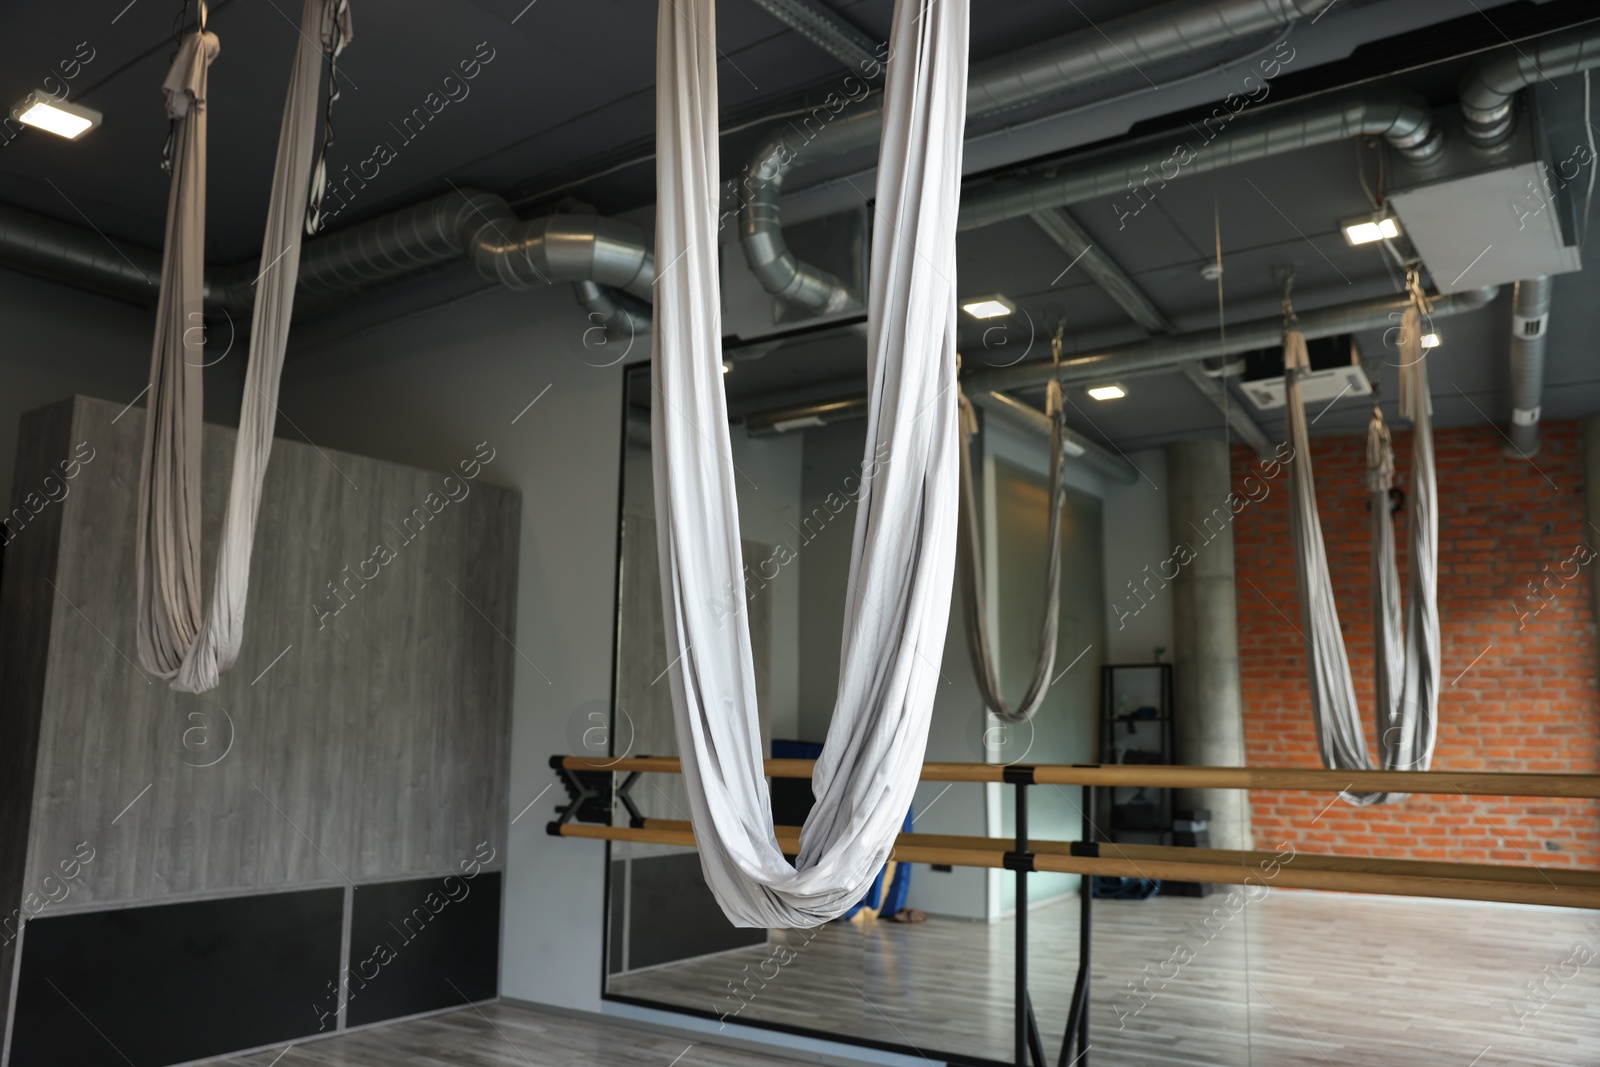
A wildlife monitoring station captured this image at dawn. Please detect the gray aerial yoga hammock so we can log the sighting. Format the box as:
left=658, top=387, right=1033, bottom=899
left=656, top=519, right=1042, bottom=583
left=136, top=0, right=352, bottom=693
left=957, top=377, right=1068, bottom=724
left=652, top=0, right=969, bottom=927
left=1282, top=277, right=1440, bottom=805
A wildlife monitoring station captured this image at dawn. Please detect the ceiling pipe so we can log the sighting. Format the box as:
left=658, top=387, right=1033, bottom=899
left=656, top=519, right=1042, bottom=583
left=0, top=200, right=161, bottom=305
left=739, top=0, right=1344, bottom=311
left=738, top=286, right=1498, bottom=464
left=745, top=0, right=883, bottom=81
left=1506, top=275, right=1553, bottom=458
left=1460, top=24, right=1600, bottom=147
left=742, top=388, right=1140, bottom=484
left=962, top=285, right=1499, bottom=395
left=0, top=190, right=655, bottom=333
left=956, top=91, right=1440, bottom=231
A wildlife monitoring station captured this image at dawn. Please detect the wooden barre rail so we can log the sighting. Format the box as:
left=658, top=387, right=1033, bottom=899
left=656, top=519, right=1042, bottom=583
left=554, top=755, right=1600, bottom=799
left=553, top=822, right=1600, bottom=911
left=638, top=819, right=1600, bottom=889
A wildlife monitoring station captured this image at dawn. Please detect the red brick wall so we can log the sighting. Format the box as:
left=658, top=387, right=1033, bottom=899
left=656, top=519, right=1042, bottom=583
left=1232, top=420, right=1600, bottom=867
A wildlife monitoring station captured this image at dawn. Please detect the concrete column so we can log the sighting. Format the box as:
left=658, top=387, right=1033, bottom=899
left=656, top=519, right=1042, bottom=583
left=1165, top=437, right=1253, bottom=851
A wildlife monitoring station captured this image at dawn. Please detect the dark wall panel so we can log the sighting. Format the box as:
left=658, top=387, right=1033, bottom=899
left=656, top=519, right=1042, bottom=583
left=626, top=854, right=764, bottom=972
left=9, top=889, right=343, bottom=1067
left=344, top=872, right=500, bottom=1026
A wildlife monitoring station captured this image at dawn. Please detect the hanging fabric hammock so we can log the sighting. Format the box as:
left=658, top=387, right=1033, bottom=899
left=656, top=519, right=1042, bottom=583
left=1283, top=275, right=1440, bottom=805
left=956, top=377, right=1068, bottom=724
left=136, top=0, right=352, bottom=693
left=651, top=0, right=969, bottom=927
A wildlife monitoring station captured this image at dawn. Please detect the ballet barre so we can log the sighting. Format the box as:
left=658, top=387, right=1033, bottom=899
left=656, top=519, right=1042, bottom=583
left=551, top=754, right=1600, bottom=798
left=548, top=754, right=1600, bottom=1067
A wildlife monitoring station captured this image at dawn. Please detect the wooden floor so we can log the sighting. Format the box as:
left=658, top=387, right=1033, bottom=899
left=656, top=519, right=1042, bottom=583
left=609, top=891, right=1600, bottom=1066
left=210, top=1001, right=816, bottom=1067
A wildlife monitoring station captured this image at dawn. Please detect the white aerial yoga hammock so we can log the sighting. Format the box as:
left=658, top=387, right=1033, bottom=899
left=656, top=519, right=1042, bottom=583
left=956, top=377, right=1068, bottom=724
left=1283, top=274, right=1440, bottom=805
left=651, top=0, right=968, bottom=927
left=136, top=0, right=352, bottom=693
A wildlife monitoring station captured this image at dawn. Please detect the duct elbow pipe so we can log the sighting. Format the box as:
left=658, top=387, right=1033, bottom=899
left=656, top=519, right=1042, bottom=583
left=474, top=212, right=655, bottom=301
left=1461, top=26, right=1600, bottom=147
left=1506, top=276, right=1553, bottom=457
left=737, top=0, right=1344, bottom=309
left=739, top=137, right=858, bottom=313
left=573, top=280, right=653, bottom=341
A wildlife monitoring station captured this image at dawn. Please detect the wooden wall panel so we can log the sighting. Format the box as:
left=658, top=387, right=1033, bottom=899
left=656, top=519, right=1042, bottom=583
left=6, top=396, right=517, bottom=911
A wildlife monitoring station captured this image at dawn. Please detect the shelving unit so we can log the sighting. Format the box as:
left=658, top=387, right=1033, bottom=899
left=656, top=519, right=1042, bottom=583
left=1098, top=663, right=1175, bottom=846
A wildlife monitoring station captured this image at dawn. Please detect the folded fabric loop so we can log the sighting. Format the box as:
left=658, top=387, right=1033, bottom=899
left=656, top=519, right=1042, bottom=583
left=956, top=386, right=1067, bottom=725
left=650, top=0, right=970, bottom=927
left=136, top=0, right=353, bottom=692
left=1283, top=307, right=1440, bottom=807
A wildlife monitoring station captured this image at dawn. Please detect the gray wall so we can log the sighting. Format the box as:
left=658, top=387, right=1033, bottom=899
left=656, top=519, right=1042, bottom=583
left=0, top=269, right=245, bottom=510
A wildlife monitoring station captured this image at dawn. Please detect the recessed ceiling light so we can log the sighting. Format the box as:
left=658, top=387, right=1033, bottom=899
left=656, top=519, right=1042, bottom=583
left=14, top=93, right=101, bottom=140
left=1420, top=332, right=1441, bottom=349
left=722, top=361, right=732, bottom=374
left=1342, top=215, right=1401, bottom=246
left=961, top=294, right=1015, bottom=319
left=1087, top=384, right=1126, bottom=401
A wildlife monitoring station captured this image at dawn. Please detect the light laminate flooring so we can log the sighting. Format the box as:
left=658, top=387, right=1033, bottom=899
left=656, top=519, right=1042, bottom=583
left=608, top=892, right=1600, bottom=1066
left=210, top=1001, right=816, bottom=1067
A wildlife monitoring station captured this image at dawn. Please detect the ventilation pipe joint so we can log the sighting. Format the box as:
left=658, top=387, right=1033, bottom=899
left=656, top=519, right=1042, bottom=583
left=1460, top=25, right=1600, bottom=147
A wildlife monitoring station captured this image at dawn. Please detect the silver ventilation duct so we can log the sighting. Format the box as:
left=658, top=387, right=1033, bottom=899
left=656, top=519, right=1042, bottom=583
left=1506, top=275, right=1553, bottom=457
left=1460, top=24, right=1600, bottom=147
left=962, top=285, right=1499, bottom=395
left=739, top=0, right=1345, bottom=311
left=0, top=190, right=656, bottom=332
left=958, top=91, right=1440, bottom=230
left=0, top=200, right=160, bottom=305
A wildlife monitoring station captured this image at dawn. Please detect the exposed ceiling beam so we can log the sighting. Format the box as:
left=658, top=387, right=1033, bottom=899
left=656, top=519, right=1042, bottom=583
left=1030, top=207, right=1173, bottom=335
left=1030, top=205, right=1274, bottom=453
left=744, top=0, right=883, bottom=79
left=1178, top=363, right=1275, bottom=457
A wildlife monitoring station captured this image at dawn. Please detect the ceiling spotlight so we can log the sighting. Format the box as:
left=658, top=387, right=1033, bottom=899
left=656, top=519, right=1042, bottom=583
left=1342, top=215, right=1402, bottom=246
left=1420, top=332, right=1441, bottom=349
left=961, top=294, right=1016, bottom=319
left=722, top=361, right=732, bottom=374
left=13, top=93, right=101, bottom=140
left=1087, top=384, right=1126, bottom=401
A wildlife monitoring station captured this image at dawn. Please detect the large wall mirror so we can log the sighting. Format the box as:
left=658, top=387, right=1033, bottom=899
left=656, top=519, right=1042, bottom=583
left=599, top=343, right=1107, bottom=1066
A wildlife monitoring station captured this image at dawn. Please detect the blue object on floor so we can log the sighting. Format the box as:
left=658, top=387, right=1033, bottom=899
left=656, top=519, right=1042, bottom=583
left=1091, top=875, right=1162, bottom=900
left=842, top=806, right=915, bottom=919
left=771, top=740, right=914, bottom=919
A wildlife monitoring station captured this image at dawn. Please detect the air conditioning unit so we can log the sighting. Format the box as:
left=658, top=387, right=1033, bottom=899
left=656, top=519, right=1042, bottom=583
left=1237, top=334, right=1372, bottom=412
left=1385, top=102, right=1582, bottom=294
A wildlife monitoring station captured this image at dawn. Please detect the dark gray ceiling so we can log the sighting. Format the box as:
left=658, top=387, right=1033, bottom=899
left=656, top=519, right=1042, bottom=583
left=3, top=0, right=1599, bottom=458
left=1, top=0, right=1181, bottom=261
